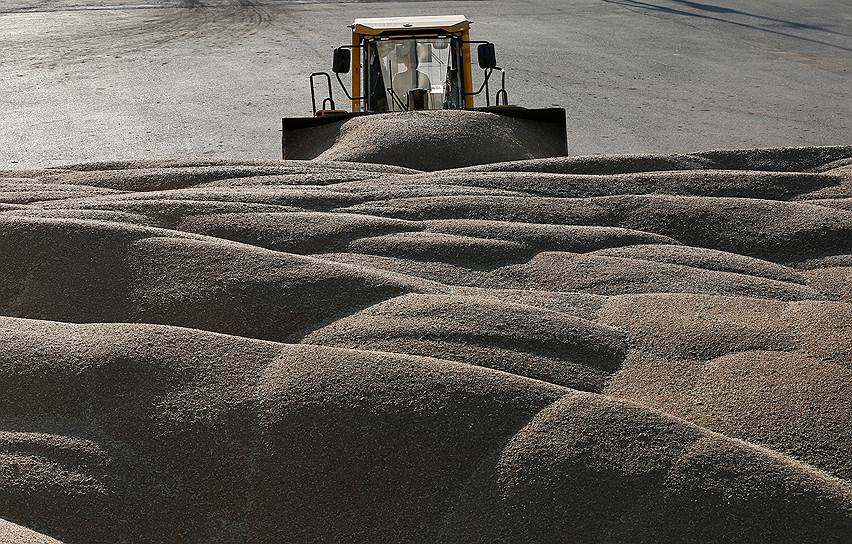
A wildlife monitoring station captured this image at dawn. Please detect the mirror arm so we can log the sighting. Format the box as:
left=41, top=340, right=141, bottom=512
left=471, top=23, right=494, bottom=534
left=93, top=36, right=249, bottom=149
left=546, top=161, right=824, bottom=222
left=462, top=67, right=509, bottom=107
left=464, top=67, right=493, bottom=103
left=335, top=72, right=364, bottom=101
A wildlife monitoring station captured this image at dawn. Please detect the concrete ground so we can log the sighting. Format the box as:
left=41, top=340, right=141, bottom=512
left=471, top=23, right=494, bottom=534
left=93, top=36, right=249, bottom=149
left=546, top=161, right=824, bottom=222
left=1, top=0, right=850, bottom=167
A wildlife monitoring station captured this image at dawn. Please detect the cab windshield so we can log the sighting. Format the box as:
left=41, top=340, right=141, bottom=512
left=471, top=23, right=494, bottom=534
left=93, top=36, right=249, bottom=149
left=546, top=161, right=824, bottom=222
left=365, top=37, right=462, bottom=112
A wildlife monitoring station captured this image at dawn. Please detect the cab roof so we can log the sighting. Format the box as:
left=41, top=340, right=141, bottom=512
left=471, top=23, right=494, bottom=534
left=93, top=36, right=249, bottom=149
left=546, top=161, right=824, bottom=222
left=351, top=15, right=470, bottom=36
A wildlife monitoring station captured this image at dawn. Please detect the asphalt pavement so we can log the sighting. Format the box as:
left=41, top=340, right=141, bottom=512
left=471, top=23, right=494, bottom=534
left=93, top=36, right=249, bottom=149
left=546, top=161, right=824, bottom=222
left=1, top=0, right=850, bottom=166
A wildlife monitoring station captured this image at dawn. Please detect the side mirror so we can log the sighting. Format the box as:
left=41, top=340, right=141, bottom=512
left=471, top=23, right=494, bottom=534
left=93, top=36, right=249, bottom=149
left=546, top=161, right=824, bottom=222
left=332, top=48, right=351, bottom=74
left=477, top=43, right=497, bottom=69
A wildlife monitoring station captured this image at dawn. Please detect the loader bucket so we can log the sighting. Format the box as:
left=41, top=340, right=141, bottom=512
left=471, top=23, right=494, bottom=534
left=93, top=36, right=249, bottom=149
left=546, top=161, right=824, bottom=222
left=282, top=107, right=568, bottom=170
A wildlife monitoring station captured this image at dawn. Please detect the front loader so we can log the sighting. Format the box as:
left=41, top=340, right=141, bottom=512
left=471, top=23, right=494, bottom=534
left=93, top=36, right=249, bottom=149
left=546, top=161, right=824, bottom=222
left=282, top=15, right=568, bottom=160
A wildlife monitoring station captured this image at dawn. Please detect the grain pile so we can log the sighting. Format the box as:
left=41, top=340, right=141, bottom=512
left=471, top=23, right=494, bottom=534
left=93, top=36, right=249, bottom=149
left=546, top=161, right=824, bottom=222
left=312, top=110, right=567, bottom=170
left=0, top=143, right=850, bottom=543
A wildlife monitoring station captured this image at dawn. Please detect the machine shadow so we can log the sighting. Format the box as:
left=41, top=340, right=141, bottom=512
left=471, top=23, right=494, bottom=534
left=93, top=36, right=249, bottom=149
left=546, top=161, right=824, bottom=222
left=600, top=0, right=852, bottom=52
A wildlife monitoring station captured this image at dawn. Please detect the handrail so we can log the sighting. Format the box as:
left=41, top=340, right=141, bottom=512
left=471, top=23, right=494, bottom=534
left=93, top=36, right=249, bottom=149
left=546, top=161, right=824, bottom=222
left=309, top=72, right=335, bottom=114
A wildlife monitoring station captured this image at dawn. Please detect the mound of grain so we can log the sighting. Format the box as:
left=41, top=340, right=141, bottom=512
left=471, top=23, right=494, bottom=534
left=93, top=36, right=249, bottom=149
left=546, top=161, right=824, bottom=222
left=488, top=251, right=820, bottom=299
left=0, top=417, right=190, bottom=543
left=1, top=149, right=851, bottom=542
left=590, top=244, right=806, bottom=283
left=459, top=145, right=852, bottom=174
left=0, top=215, right=434, bottom=340
left=259, top=346, right=851, bottom=543
left=599, top=294, right=852, bottom=480
left=375, top=169, right=838, bottom=199
left=607, top=349, right=852, bottom=481
left=344, top=194, right=852, bottom=262
left=0, top=519, right=61, bottom=544
left=425, top=220, right=677, bottom=252
left=177, top=211, right=414, bottom=253
left=302, top=293, right=627, bottom=390
left=804, top=265, right=852, bottom=301
left=443, top=392, right=852, bottom=544
left=315, top=110, right=566, bottom=170
left=50, top=158, right=418, bottom=175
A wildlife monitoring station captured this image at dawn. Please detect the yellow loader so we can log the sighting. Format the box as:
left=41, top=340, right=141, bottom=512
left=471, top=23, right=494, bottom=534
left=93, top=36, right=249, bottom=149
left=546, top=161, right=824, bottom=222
left=282, top=15, right=568, bottom=160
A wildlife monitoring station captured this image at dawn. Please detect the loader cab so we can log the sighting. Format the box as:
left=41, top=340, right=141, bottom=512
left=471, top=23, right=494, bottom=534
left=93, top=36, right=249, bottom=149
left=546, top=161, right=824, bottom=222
left=310, top=15, right=505, bottom=116
left=361, top=36, right=464, bottom=112
left=286, top=14, right=566, bottom=158
left=285, top=15, right=568, bottom=160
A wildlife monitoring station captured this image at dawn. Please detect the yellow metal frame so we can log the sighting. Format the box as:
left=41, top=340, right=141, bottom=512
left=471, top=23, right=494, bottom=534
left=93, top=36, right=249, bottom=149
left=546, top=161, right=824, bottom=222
left=351, top=31, right=361, bottom=112
left=348, top=18, right=475, bottom=112
left=461, top=28, right=474, bottom=109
